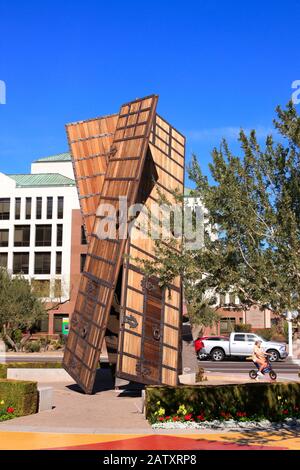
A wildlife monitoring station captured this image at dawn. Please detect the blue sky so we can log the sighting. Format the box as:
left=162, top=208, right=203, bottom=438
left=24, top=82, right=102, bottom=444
left=0, top=0, right=299, bottom=185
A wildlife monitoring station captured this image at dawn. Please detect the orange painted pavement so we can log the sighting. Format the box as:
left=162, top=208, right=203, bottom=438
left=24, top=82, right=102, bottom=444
left=0, top=431, right=299, bottom=450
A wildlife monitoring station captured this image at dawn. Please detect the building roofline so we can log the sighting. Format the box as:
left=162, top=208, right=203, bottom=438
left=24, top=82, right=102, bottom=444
left=6, top=173, right=76, bottom=188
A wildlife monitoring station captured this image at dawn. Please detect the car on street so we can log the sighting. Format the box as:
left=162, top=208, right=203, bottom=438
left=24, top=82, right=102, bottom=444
left=197, top=332, right=288, bottom=362
left=194, top=335, right=229, bottom=360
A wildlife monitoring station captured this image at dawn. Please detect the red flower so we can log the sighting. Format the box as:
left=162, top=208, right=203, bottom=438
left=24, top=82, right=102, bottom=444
left=282, top=410, right=289, bottom=415
left=197, top=415, right=205, bottom=421
left=184, top=414, right=193, bottom=421
left=294, top=407, right=299, bottom=411
left=165, top=416, right=171, bottom=420
left=7, top=407, right=14, bottom=414
left=158, top=417, right=165, bottom=421
left=220, top=411, right=231, bottom=419
left=236, top=411, right=247, bottom=417
left=172, top=416, right=180, bottom=421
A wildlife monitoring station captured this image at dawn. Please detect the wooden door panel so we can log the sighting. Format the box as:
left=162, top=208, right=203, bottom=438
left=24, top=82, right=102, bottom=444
left=117, top=114, right=185, bottom=386
left=63, top=95, right=158, bottom=393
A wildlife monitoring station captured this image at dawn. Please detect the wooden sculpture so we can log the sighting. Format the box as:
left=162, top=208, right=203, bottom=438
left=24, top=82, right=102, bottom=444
left=63, top=95, right=185, bottom=394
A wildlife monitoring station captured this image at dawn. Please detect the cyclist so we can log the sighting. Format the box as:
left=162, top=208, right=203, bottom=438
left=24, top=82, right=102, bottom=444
left=252, top=340, right=271, bottom=377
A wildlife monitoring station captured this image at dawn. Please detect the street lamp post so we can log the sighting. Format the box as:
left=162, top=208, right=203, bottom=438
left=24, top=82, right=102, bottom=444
left=287, top=311, right=293, bottom=358
left=284, top=310, right=299, bottom=358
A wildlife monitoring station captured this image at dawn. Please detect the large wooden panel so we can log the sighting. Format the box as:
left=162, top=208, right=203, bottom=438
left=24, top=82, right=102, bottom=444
left=66, top=113, right=120, bottom=364
left=66, top=114, right=118, bottom=238
left=63, top=95, right=158, bottom=393
left=117, top=114, right=185, bottom=386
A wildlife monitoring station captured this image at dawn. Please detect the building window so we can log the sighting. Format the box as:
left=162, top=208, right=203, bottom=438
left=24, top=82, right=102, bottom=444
left=54, top=279, right=62, bottom=298
left=0, top=229, right=9, bottom=247
left=57, top=197, right=64, bottom=219
left=0, top=253, right=8, bottom=268
left=0, top=198, right=10, bottom=220
left=36, top=197, right=42, bottom=219
left=35, top=225, right=52, bottom=247
left=220, top=317, right=236, bottom=334
left=15, top=198, right=21, bottom=220
left=80, top=253, right=87, bottom=273
left=81, top=226, right=87, bottom=245
left=56, top=252, right=62, bottom=274
left=47, top=197, right=53, bottom=219
left=54, top=315, right=65, bottom=334
left=13, top=252, right=29, bottom=274
left=14, top=225, right=30, bottom=247
left=25, top=198, right=32, bottom=220
left=31, top=279, right=50, bottom=297
left=219, top=294, right=226, bottom=306
left=57, top=224, right=63, bottom=246
left=34, top=252, right=51, bottom=275
left=39, top=318, right=49, bottom=333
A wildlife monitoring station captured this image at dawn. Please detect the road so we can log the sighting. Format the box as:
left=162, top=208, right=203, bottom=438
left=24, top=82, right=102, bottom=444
left=1, top=355, right=299, bottom=376
left=0, top=355, right=63, bottom=363
left=0, top=354, right=109, bottom=363
left=198, top=359, right=300, bottom=376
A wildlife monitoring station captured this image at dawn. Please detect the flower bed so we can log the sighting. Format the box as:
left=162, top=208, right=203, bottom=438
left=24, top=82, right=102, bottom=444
left=0, top=379, right=38, bottom=420
left=152, top=418, right=300, bottom=430
left=146, top=383, right=300, bottom=424
left=0, top=399, right=16, bottom=422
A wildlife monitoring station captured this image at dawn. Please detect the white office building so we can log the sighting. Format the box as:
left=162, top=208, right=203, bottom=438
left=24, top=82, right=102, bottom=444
left=0, top=152, right=87, bottom=334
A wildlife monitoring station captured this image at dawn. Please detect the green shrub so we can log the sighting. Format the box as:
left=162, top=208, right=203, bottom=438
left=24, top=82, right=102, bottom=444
left=146, top=383, right=300, bottom=424
left=256, top=328, right=273, bottom=340
left=0, top=362, right=62, bottom=379
left=0, top=379, right=38, bottom=418
left=25, top=341, right=41, bottom=353
left=235, top=324, right=252, bottom=332
left=256, top=327, right=286, bottom=342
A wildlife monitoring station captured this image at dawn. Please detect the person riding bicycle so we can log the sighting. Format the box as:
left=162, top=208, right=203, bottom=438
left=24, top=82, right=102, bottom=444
left=252, top=340, right=271, bottom=377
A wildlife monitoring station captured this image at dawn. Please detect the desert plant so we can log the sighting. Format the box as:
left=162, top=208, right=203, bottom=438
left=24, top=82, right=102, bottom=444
left=25, top=341, right=41, bottom=353
left=235, top=324, right=252, bottom=332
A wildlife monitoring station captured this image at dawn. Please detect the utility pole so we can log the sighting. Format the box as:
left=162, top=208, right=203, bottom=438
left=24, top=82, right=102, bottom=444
left=287, top=311, right=293, bottom=358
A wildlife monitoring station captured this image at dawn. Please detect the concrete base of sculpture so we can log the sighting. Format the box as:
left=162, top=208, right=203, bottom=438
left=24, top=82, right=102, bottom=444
left=7, top=368, right=73, bottom=382
left=38, top=386, right=53, bottom=412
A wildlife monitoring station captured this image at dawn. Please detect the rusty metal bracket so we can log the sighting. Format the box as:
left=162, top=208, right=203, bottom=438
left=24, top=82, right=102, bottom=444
left=122, top=315, right=138, bottom=329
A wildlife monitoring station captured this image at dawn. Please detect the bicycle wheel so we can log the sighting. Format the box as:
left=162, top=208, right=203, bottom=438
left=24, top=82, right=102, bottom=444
left=269, top=370, right=277, bottom=381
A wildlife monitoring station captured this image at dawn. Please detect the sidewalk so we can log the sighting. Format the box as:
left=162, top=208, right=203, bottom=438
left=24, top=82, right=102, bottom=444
left=0, top=369, right=299, bottom=449
left=0, top=351, right=109, bottom=362
left=0, top=369, right=298, bottom=434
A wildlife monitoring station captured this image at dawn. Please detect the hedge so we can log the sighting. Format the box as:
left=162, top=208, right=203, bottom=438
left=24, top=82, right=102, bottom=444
left=0, top=379, right=38, bottom=417
left=146, top=383, right=300, bottom=423
left=0, top=362, right=62, bottom=379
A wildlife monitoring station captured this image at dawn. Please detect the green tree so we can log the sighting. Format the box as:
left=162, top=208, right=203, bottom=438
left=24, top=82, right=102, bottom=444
left=141, top=102, right=300, bottom=328
left=0, top=269, right=45, bottom=351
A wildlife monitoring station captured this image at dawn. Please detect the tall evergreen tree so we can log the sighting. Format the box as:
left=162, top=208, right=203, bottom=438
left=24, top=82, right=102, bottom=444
left=141, top=103, right=300, bottom=328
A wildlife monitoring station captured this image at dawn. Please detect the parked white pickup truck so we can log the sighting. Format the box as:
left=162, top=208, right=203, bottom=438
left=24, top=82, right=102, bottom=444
left=200, top=332, right=288, bottom=362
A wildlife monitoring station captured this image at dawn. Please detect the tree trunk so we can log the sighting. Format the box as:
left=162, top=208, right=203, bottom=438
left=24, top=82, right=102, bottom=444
left=2, top=324, right=18, bottom=352
left=20, top=333, right=31, bottom=351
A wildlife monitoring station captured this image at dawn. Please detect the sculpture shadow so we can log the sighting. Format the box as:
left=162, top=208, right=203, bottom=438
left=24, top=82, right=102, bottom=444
left=66, top=368, right=114, bottom=394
